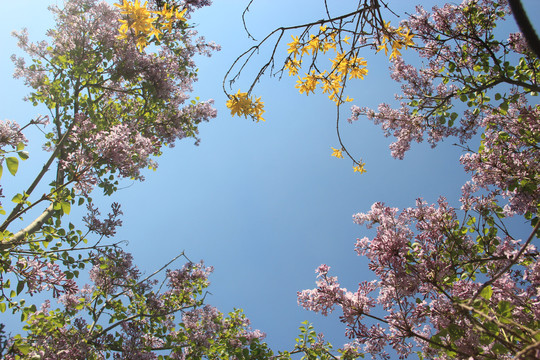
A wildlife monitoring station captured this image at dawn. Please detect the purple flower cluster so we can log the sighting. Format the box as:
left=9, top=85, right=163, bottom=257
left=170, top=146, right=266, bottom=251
left=12, top=256, right=78, bottom=298
left=11, top=0, right=220, bottom=195
left=300, top=196, right=539, bottom=358
left=83, top=202, right=123, bottom=237
left=0, top=119, right=27, bottom=150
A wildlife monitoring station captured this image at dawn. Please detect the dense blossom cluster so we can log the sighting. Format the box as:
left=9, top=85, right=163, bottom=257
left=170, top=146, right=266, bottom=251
left=115, top=0, right=187, bottom=52
left=4, top=249, right=266, bottom=359
left=82, top=202, right=123, bottom=238
left=300, top=0, right=540, bottom=359
left=9, top=0, right=219, bottom=196
left=301, top=198, right=540, bottom=359
left=0, top=120, right=26, bottom=150
left=12, top=256, right=78, bottom=298
left=460, top=98, right=540, bottom=215
left=226, top=90, right=265, bottom=122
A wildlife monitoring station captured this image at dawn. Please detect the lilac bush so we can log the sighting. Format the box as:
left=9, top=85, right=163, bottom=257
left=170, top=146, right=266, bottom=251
left=301, top=1, right=540, bottom=359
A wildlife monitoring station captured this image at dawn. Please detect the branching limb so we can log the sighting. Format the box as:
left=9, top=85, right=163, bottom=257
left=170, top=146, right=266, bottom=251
left=471, top=220, right=540, bottom=303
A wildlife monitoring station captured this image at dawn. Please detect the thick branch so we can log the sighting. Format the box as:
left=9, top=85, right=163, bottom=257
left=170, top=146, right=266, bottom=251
left=0, top=204, right=54, bottom=250
left=0, top=120, right=76, bottom=233
left=509, top=0, right=540, bottom=59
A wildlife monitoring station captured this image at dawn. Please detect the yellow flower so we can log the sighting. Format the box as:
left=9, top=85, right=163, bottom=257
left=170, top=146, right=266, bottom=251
left=320, top=25, right=327, bottom=32
left=115, top=0, right=160, bottom=51
left=348, top=62, right=368, bottom=80
left=285, top=58, right=301, bottom=76
left=376, top=38, right=389, bottom=56
left=136, top=36, right=149, bottom=52
left=295, top=70, right=320, bottom=96
left=342, top=36, right=351, bottom=45
left=325, top=73, right=343, bottom=96
left=156, top=3, right=175, bottom=30
left=321, top=79, right=334, bottom=95
left=175, top=8, right=187, bottom=22
left=353, top=163, right=366, bottom=173
left=399, top=29, right=415, bottom=48
left=331, top=147, right=344, bottom=159
left=226, top=90, right=265, bottom=122
left=322, top=40, right=336, bottom=53
left=287, top=35, right=301, bottom=57
left=155, top=4, right=186, bottom=31
left=306, top=34, right=320, bottom=54
left=330, top=52, right=351, bottom=75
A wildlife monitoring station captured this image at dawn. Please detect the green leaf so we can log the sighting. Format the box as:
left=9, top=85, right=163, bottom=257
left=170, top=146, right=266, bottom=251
left=497, top=300, right=515, bottom=317
left=6, top=157, right=19, bottom=176
left=61, top=201, right=71, bottom=215
left=16, top=280, right=25, bottom=295
left=480, top=285, right=493, bottom=300
left=18, top=151, right=29, bottom=160
left=0, top=164, right=3, bottom=180
left=16, top=142, right=25, bottom=151
left=0, top=302, right=6, bottom=313
left=12, top=193, right=23, bottom=204
left=17, top=344, right=31, bottom=355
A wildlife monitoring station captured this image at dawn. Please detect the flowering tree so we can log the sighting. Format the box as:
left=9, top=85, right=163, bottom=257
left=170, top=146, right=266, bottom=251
left=223, top=0, right=540, bottom=358
left=0, top=0, right=279, bottom=358
left=288, top=1, right=539, bottom=359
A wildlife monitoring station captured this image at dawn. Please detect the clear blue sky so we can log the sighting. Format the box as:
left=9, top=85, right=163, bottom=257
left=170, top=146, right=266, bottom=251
left=1, top=0, right=538, bottom=353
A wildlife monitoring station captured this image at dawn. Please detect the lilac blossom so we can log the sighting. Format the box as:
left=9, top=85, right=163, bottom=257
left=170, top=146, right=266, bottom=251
left=0, top=119, right=27, bottom=150
left=301, top=192, right=539, bottom=358
left=11, top=0, right=219, bottom=195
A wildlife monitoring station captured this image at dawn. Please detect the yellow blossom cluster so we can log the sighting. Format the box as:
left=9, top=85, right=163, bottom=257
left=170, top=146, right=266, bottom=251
left=115, top=0, right=187, bottom=52
left=331, top=146, right=366, bottom=174
left=331, top=147, right=344, bottom=159
left=286, top=25, right=368, bottom=105
left=226, top=90, right=265, bottom=122
left=353, top=163, right=366, bottom=173
left=376, top=21, right=415, bottom=60
left=283, top=23, right=414, bottom=174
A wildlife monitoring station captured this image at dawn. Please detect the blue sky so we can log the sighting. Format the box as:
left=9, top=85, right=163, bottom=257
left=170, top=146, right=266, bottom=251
left=1, top=0, right=539, bottom=353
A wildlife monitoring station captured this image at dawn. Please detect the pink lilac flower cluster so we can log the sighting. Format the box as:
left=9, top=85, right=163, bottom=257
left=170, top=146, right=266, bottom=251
left=3, top=317, right=97, bottom=360
left=332, top=8, right=539, bottom=358
left=348, top=0, right=538, bottom=207
left=0, top=119, right=27, bottom=150
left=182, top=305, right=224, bottom=347
left=166, top=261, right=213, bottom=300
left=13, top=249, right=265, bottom=359
left=12, top=256, right=78, bottom=298
left=65, top=114, right=161, bottom=182
left=174, top=305, right=265, bottom=358
left=460, top=98, right=540, bottom=214
left=11, top=0, right=219, bottom=194
left=83, top=201, right=123, bottom=238
left=88, top=248, right=140, bottom=293
left=300, top=196, right=539, bottom=358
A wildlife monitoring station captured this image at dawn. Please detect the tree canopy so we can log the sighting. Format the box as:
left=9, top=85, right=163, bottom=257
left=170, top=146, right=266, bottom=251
left=0, top=0, right=538, bottom=359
